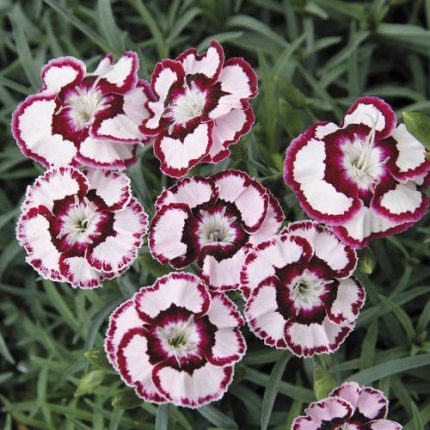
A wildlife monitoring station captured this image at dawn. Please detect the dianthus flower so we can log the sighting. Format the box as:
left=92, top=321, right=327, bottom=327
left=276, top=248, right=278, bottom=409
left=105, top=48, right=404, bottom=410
left=149, top=169, right=284, bottom=291
left=241, top=220, right=365, bottom=356
left=293, top=382, right=402, bottom=430
left=12, top=52, right=152, bottom=169
left=17, top=167, right=148, bottom=288
left=105, top=272, right=246, bottom=408
left=284, top=96, right=429, bottom=247
left=140, top=40, right=258, bottom=177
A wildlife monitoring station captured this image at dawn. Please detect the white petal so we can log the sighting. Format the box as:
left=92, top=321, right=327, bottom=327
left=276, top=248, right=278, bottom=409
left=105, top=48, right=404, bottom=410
left=13, top=95, right=77, bottom=167
left=293, top=138, right=355, bottom=217
left=105, top=299, right=142, bottom=368
left=41, top=57, right=86, bottom=92
left=60, top=255, right=104, bottom=289
left=134, top=273, right=210, bottom=321
left=153, top=362, right=233, bottom=408
left=245, top=283, right=287, bottom=348
left=85, top=169, right=131, bottom=210
left=179, top=41, right=223, bottom=79
left=201, top=248, right=246, bottom=291
left=88, top=198, right=147, bottom=273
left=22, top=166, right=88, bottom=213
left=149, top=205, right=189, bottom=263
left=17, top=211, right=62, bottom=281
left=328, top=278, right=365, bottom=323
left=378, top=182, right=424, bottom=216
left=156, top=123, right=210, bottom=176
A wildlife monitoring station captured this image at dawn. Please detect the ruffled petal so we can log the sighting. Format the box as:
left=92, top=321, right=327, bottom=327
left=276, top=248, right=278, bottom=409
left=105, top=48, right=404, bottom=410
left=212, top=169, right=268, bottom=232
left=372, top=179, right=428, bottom=223
left=284, top=220, right=357, bottom=278
left=284, top=130, right=361, bottom=224
left=333, top=206, right=414, bottom=248
left=208, top=58, right=258, bottom=119
left=203, top=105, right=255, bottom=163
left=200, top=248, right=247, bottom=291
left=152, top=361, right=233, bottom=408
left=16, top=208, right=62, bottom=281
left=149, top=203, right=190, bottom=266
left=342, top=96, right=396, bottom=140
left=11, top=94, right=78, bottom=168
left=116, top=327, right=167, bottom=404
left=95, top=51, right=139, bottom=93
left=293, top=397, right=354, bottom=430
left=245, top=281, right=288, bottom=348
left=77, top=136, right=137, bottom=170
left=21, top=166, right=88, bottom=213
left=143, top=60, right=185, bottom=133
left=91, top=81, right=153, bottom=143
left=105, top=299, right=143, bottom=368
left=385, top=124, right=430, bottom=181
left=87, top=198, right=147, bottom=273
left=155, top=176, right=217, bottom=210
left=177, top=40, right=224, bottom=82
left=134, top=272, right=210, bottom=323
left=327, top=278, right=365, bottom=324
left=206, top=294, right=245, bottom=365
left=369, top=420, right=403, bottom=430
left=154, top=122, right=212, bottom=178
left=241, top=234, right=313, bottom=298
left=284, top=317, right=353, bottom=357
left=85, top=168, right=131, bottom=211
left=40, top=56, right=86, bottom=92
left=59, top=255, right=105, bottom=289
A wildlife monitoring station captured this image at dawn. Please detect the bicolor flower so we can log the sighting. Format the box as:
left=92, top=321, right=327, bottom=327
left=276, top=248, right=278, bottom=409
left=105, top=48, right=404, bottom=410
left=149, top=169, right=284, bottom=291
left=16, top=167, right=148, bottom=288
left=284, top=96, right=430, bottom=247
left=140, top=40, right=258, bottom=177
left=241, top=220, right=365, bottom=356
left=105, top=272, right=246, bottom=408
left=293, top=381, right=402, bottom=430
left=12, top=52, right=152, bottom=170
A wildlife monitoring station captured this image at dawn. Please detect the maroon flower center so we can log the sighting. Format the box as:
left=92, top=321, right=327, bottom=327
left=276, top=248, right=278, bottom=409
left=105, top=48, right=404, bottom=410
left=276, top=261, right=337, bottom=324
left=49, top=194, right=114, bottom=255
left=185, top=200, right=249, bottom=261
left=146, top=305, right=216, bottom=372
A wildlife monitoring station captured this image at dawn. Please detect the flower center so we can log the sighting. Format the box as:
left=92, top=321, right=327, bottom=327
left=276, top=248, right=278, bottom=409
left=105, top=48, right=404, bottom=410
left=290, top=271, right=329, bottom=311
left=58, top=196, right=100, bottom=244
left=170, top=83, right=206, bottom=124
left=157, top=316, right=199, bottom=366
left=343, top=121, right=388, bottom=190
left=197, top=208, right=236, bottom=246
left=67, top=85, right=105, bottom=129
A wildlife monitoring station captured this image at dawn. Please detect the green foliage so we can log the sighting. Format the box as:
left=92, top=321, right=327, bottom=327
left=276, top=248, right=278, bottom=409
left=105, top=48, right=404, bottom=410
left=0, top=0, right=429, bottom=429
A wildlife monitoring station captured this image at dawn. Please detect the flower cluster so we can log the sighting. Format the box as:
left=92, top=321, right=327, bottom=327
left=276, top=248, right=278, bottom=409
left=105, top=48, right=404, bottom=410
left=11, top=41, right=427, bottom=418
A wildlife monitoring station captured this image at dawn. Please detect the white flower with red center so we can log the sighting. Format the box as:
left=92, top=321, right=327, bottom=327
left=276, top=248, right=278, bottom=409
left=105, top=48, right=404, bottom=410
left=105, top=272, right=246, bottom=408
left=148, top=169, right=284, bottom=291
left=284, top=96, right=430, bottom=247
left=140, top=40, right=258, bottom=177
left=241, top=220, right=365, bottom=356
left=293, top=382, right=402, bottom=430
left=12, top=52, right=153, bottom=170
left=16, top=167, right=148, bottom=288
